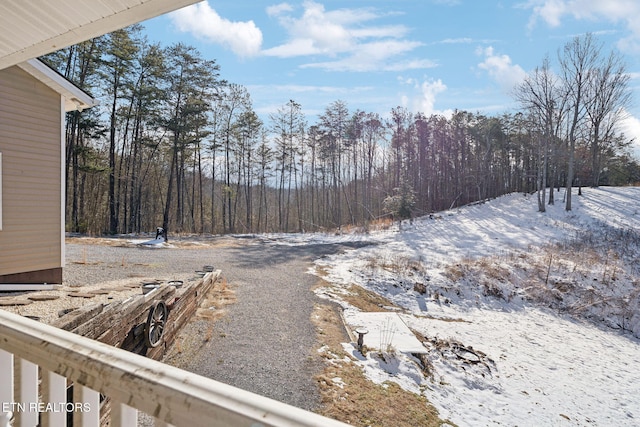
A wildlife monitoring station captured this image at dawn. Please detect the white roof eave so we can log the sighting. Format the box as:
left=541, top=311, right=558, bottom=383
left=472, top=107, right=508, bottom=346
left=17, top=59, right=98, bottom=112
left=0, top=0, right=200, bottom=71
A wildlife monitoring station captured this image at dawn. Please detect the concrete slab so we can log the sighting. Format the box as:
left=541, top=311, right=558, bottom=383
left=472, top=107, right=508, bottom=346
left=344, top=311, right=426, bottom=354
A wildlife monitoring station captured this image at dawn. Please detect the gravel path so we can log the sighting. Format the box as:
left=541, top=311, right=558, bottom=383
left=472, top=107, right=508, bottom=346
left=63, top=235, right=366, bottom=411
left=171, top=242, right=327, bottom=410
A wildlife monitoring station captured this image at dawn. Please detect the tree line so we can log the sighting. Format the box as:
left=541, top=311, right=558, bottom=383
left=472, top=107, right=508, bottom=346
left=42, top=27, right=640, bottom=236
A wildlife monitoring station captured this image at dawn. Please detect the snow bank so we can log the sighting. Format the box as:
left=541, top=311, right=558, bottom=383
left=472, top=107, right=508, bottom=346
left=308, top=187, right=640, bottom=426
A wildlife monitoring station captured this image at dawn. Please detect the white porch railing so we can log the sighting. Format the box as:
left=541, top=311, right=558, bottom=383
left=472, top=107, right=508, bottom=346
left=0, top=309, right=349, bottom=427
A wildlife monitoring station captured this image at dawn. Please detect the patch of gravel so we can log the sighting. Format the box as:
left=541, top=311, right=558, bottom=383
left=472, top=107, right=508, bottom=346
left=164, top=248, right=325, bottom=412
left=1, top=278, right=147, bottom=324
left=1, top=236, right=222, bottom=324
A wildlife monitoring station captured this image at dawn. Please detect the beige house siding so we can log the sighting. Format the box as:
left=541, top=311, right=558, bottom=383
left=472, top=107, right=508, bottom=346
left=0, top=65, right=63, bottom=282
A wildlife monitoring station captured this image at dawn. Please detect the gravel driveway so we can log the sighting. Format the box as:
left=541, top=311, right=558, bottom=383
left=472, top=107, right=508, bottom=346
left=64, top=235, right=367, bottom=411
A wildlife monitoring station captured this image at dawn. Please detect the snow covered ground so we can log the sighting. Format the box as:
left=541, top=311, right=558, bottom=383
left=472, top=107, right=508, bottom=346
left=279, top=187, right=640, bottom=426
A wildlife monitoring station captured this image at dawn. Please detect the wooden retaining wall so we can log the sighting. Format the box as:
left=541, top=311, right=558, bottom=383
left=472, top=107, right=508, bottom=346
left=52, top=270, right=221, bottom=360
left=49, top=271, right=221, bottom=425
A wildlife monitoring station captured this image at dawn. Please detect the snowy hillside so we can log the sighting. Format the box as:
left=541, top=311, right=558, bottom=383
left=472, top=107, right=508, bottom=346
left=307, top=187, right=640, bottom=426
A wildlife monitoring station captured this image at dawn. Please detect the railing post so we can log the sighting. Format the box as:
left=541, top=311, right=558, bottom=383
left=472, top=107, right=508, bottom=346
left=0, top=411, right=11, bottom=427
left=74, top=385, right=100, bottom=427
left=0, top=349, right=13, bottom=427
left=111, top=401, right=137, bottom=427
left=15, top=358, right=38, bottom=427
left=41, top=369, right=67, bottom=427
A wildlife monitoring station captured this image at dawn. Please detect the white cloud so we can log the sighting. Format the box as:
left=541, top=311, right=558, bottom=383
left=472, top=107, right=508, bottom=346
left=526, top=0, right=567, bottom=28
left=300, top=40, right=435, bottom=72
left=525, top=0, right=640, bottom=52
left=264, top=38, right=321, bottom=57
left=439, top=37, right=474, bottom=44
left=399, top=76, right=451, bottom=117
left=263, top=1, right=374, bottom=57
left=249, top=83, right=369, bottom=94
left=302, top=57, right=436, bottom=73
left=416, top=78, right=448, bottom=116
left=476, top=46, right=527, bottom=93
left=263, top=1, right=432, bottom=72
left=385, top=59, right=439, bottom=72
left=265, top=1, right=361, bottom=54
left=266, top=3, right=294, bottom=17
left=619, top=112, right=640, bottom=158
left=170, top=2, right=263, bottom=58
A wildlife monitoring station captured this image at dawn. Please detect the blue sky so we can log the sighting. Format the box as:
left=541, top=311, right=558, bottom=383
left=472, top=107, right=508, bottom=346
left=141, top=0, right=640, bottom=156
